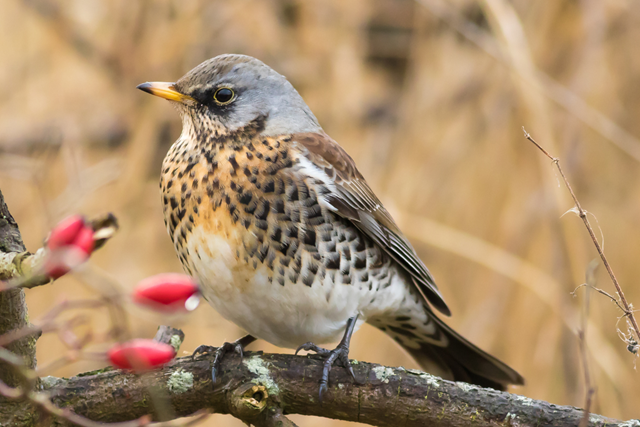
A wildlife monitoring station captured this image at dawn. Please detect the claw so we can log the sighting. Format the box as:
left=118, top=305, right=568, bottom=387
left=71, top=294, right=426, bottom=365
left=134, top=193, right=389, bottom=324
left=319, top=382, right=328, bottom=403
left=346, top=363, right=357, bottom=382
left=192, top=345, right=216, bottom=359
left=296, top=315, right=360, bottom=402
left=210, top=342, right=241, bottom=383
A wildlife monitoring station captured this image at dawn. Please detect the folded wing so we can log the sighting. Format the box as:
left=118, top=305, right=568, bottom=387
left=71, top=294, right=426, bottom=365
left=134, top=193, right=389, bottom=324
left=295, top=132, right=451, bottom=316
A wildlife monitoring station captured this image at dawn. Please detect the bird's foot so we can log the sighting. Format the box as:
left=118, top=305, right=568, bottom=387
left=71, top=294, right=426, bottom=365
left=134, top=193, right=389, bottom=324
left=296, top=341, right=356, bottom=401
left=295, top=315, right=360, bottom=402
left=192, top=335, right=256, bottom=384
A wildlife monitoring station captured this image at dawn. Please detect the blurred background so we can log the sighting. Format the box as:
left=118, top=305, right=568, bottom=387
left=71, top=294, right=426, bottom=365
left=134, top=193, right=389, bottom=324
left=1, top=0, right=639, bottom=425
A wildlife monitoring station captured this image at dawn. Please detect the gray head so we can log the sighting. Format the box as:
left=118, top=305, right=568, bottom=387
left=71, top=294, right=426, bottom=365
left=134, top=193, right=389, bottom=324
left=137, top=54, right=322, bottom=137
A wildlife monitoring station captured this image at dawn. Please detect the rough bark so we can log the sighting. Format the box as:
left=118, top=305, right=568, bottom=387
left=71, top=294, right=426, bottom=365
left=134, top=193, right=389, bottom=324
left=0, top=190, right=37, bottom=387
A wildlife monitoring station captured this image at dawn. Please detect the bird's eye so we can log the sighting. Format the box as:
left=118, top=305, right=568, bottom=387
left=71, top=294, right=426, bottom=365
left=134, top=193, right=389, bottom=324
left=213, top=87, right=235, bottom=105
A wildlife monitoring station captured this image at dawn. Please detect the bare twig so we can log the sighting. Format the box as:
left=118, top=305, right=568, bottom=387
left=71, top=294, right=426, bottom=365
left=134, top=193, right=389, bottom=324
left=572, top=283, right=627, bottom=314
left=522, top=127, right=640, bottom=350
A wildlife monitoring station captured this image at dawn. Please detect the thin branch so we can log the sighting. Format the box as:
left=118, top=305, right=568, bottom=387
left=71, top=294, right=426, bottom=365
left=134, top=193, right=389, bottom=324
left=522, top=127, right=640, bottom=350
left=572, top=283, right=628, bottom=314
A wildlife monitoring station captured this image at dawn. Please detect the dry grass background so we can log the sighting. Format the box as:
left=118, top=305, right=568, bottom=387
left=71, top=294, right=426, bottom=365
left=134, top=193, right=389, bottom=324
left=1, top=0, right=639, bottom=425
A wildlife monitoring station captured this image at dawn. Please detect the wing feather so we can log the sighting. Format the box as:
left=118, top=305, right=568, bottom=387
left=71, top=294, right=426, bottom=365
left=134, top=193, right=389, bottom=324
left=295, top=132, right=451, bottom=316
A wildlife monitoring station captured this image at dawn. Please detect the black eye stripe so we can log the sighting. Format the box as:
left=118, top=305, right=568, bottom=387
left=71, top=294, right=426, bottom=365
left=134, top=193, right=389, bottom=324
left=214, top=87, right=234, bottom=104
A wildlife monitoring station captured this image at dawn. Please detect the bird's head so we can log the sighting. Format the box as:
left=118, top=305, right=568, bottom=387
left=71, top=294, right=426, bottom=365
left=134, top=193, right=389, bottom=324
left=137, top=54, right=321, bottom=141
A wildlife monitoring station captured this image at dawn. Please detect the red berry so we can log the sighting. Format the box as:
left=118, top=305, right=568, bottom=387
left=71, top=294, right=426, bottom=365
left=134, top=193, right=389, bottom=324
left=47, top=215, right=86, bottom=250
left=107, top=339, right=176, bottom=371
left=73, top=225, right=95, bottom=256
left=133, top=273, right=200, bottom=312
left=44, top=215, right=95, bottom=279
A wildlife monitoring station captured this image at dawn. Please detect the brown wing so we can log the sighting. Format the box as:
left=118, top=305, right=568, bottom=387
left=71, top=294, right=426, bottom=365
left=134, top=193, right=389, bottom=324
left=295, top=132, right=451, bottom=316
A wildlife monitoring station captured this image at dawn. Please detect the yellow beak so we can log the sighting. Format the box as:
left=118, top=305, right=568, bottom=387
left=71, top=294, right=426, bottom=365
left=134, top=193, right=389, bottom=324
left=136, top=82, right=196, bottom=103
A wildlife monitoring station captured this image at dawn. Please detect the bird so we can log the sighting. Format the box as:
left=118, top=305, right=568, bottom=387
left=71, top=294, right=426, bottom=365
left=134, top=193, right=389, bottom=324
left=137, top=54, right=524, bottom=397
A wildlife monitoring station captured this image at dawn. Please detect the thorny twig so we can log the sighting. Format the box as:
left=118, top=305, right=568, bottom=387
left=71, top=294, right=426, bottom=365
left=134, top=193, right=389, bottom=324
left=523, top=127, right=640, bottom=352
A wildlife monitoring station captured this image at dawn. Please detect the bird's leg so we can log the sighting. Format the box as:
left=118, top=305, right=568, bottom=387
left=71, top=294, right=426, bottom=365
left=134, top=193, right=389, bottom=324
left=193, top=334, right=257, bottom=384
left=295, top=315, right=359, bottom=402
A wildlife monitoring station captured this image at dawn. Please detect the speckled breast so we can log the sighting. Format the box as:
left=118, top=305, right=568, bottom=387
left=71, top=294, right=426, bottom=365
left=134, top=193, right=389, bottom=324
left=159, top=132, right=398, bottom=332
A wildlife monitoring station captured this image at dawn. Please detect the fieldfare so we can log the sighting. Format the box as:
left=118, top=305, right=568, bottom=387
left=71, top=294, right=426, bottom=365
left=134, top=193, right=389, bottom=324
left=138, top=54, right=524, bottom=397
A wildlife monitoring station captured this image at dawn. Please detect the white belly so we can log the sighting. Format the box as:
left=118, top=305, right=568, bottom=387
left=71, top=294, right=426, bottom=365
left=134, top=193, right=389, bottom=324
left=185, top=225, right=409, bottom=348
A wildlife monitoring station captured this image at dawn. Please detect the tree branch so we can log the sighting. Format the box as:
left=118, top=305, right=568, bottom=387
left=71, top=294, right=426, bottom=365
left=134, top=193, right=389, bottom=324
left=0, top=189, right=37, bottom=390
left=0, top=351, right=626, bottom=426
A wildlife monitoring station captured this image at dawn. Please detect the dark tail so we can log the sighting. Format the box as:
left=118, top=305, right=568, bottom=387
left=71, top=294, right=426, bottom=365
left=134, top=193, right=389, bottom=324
left=376, top=308, right=524, bottom=391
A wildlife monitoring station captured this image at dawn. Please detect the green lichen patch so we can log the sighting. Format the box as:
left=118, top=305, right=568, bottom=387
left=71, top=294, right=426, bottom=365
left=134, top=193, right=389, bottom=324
left=457, top=382, right=480, bottom=393
left=40, top=376, right=66, bottom=390
left=167, top=369, right=194, bottom=394
left=372, top=366, right=396, bottom=383
left=510, top=394, right=535, bottom=406
left=170, top=335, right=183, bottom=353
left=424, top=374, right=440, bottom=388
left=243, top=356, right=280, bottom=395
left=402, top=367, right=441, bottom=388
